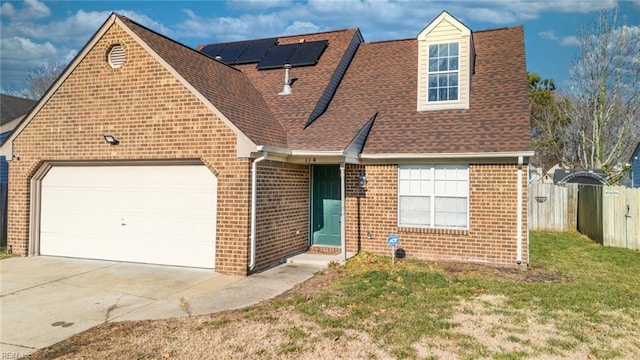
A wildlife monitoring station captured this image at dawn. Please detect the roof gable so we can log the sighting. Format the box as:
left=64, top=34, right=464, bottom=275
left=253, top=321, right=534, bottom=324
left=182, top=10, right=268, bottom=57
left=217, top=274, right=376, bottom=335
left=0, top=94, right=36, bottom=126
left=417, top=11, right=471, bottom=40
left=117, top=16, right=286, bottom=150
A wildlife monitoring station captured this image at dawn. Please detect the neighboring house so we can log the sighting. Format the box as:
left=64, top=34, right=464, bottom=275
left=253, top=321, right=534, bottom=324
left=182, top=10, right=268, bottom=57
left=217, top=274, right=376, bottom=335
left=1, top=11, right=532, bottom=275
left=0, top=94, right=37, bottom=182
left=631, top=142, right=640, bottom=188
left=0, top=94, right=37, bottom=246
left=553, top=169, right=608, bottom=186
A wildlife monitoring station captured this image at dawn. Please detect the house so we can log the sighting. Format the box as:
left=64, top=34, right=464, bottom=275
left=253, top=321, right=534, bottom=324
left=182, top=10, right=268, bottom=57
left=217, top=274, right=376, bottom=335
left=0, top=94, right=36, bottom=182
left=0, top=94, right=37, bottom=246
left=1, top=11, right=532, bottom=275
left=631, top=142, right=640, bottom=188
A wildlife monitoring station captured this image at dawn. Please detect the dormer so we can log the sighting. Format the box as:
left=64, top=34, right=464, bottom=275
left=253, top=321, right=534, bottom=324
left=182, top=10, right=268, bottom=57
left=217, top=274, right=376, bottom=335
left=417, top=11, right=474, bottom=111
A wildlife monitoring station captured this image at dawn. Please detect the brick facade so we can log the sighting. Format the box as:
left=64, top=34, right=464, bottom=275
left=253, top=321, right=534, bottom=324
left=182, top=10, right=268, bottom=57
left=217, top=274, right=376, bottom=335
left=7, top=23, right=256, bottom=275
left=345, top=163, right=528, bottom=268
left=254, top=161, right=309, bottom=270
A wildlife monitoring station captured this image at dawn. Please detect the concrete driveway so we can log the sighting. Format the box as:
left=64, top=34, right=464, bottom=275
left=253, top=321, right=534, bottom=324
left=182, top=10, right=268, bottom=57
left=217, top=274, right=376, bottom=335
left=0, top=256, right=322, bottom=356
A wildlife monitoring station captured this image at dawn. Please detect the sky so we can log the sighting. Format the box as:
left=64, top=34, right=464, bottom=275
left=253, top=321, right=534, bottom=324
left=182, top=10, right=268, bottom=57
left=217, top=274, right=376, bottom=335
left=1, top=0, right=639, bottom=95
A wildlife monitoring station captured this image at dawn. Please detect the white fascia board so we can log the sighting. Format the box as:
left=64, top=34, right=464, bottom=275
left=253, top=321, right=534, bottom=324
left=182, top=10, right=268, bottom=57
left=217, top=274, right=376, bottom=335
left=116, top=18, right=257, bottom=158
left=2, top=14, right=120, bottom=159
left=360, top=151, right=534, bottom=161
left=256, top=146, right=360, bottom=164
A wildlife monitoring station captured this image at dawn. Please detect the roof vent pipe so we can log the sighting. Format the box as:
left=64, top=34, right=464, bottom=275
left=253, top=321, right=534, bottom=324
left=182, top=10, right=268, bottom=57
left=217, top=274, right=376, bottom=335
left=278, top=63, right=292, bottom=95
left=214, top=55, right=222, bottom=61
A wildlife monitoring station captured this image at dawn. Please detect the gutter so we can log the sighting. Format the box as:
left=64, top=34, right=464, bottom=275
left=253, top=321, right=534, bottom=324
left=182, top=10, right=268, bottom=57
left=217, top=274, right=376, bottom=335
left=516, top=155, right=523, bottom=265
left=359, top=151, right=535, bottom=160
left=249, top=151, right=268, bottom=271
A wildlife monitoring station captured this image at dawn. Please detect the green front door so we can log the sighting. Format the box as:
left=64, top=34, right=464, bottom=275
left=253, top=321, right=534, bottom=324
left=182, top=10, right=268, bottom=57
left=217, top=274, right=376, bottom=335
left=312, top=165, right=342, bottom=246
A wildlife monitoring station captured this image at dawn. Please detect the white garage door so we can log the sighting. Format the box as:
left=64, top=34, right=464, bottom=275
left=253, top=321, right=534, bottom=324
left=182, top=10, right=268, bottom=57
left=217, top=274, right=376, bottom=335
left=40, top=165, right=217, bottom=268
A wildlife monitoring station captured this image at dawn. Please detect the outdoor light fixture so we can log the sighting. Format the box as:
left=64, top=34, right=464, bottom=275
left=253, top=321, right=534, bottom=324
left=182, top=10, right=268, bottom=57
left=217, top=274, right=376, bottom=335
left=358, top=171, right=367, bottom=189
left=103, top=135, right=119, bottom=145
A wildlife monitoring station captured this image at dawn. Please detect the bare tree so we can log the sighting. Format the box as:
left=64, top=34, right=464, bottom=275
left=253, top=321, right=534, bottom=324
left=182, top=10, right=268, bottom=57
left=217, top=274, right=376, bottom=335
left=563, top=7, right=640, bottom=173
left=9, top=61, right=65, bottom=100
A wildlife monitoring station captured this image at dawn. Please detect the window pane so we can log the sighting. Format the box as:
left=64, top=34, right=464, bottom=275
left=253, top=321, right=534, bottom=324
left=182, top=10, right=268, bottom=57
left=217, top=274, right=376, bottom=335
left=429, top=45, right=438, bottom=58
left=449, top=87, right=458, bottom=100
left=434, top=197, right=467, bottom=228
left=450, top=43, right=459, bottom=56
left=399, top=196, right=431, bottom=227
left=438, top=58, right=448, bottom=71
left=438, top=75, right=448, bottom=86
left=429, top=74, right=438, bottom=87
left=449, top=73, right=458, bottom=86
left=449, top=57, right=459, bottom=71
left=429, top=59, right=438, bottom=72
left=439, top=43, right=448, bottom=56
left=428, top=89, right=438, bottom=101
left=439, top=88, right=448, bottom=100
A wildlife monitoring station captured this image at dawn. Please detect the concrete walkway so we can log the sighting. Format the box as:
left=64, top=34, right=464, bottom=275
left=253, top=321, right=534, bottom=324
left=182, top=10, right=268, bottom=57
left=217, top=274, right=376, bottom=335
left=0, top=256, right=323, bottom=356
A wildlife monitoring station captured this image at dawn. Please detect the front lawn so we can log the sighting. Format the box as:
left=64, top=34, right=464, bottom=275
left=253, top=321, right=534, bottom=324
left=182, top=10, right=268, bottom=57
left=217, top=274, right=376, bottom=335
left=32, top=231, right=640, bottom=359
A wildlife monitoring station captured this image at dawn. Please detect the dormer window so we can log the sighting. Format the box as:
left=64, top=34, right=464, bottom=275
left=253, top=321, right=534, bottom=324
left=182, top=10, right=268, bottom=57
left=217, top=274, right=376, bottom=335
left=428, top=42, right=459, bottom=102
left=417, top=11, right=473, bottom=111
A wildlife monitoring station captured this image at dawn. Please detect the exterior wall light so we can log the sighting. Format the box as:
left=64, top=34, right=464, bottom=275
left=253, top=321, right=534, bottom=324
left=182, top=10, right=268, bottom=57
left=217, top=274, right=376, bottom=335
left=358, top=171, right=367, bottom=189
left=103, top=135, right=119, bottom=145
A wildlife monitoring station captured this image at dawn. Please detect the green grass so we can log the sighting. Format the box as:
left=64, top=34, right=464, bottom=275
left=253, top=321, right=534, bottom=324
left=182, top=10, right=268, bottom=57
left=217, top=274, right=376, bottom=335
left=155, top=231, right=639, bottom=359
left=0, top=246, right=15, bottom=260
left=280, top=231, right=640, bottom=359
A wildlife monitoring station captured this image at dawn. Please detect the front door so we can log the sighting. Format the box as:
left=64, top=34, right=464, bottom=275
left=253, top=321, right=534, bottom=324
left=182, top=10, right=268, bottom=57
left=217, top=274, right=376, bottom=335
left=312, top=165, right=341, bottom=246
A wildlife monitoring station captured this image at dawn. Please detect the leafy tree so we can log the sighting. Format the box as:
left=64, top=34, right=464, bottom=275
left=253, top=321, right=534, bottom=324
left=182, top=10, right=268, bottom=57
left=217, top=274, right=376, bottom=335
left=563, top=7, right=640, bottom=173
left=528, top=72, right=569, bottom=171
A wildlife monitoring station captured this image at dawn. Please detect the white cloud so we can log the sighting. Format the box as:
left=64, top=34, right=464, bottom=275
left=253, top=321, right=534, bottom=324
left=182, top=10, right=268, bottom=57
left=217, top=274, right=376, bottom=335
left=559, top=36, right=578, bottom=46
left=0, top=36, right=66, bottom=90
left=538, top=30, right=558, bottom=40
left=13, top=9, right=171, bottom=45
left=226, top=0, right=293, bottom=11
left=282, top=21, right=322, bottom=35
left=0, top=0, right=50, bottom=20
left=538, top=30, right=579, bottom=46
left=0, top=2, right=16, bottom=17
left=176, top=9, right=286, bottom=41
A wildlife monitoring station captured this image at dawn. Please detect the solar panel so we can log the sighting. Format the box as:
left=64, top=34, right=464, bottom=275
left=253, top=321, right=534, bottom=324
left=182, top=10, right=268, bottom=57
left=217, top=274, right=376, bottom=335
left=200, top=43, right=226, bottom=58
left=287, top=40, right=328, bottom=67
left=256, top=43, right=298, bottom=70
left=218, top=42, right=250, bottom=63
left=235, top=38, right=277, bottom=64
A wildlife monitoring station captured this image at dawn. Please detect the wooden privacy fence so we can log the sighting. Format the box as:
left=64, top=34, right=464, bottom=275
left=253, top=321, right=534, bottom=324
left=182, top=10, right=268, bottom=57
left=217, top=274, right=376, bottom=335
left=528, top=183, right=578, bottom=231
left=529, top=182, right=640, bottom=250
left=578, top=185, right=640, bottom=250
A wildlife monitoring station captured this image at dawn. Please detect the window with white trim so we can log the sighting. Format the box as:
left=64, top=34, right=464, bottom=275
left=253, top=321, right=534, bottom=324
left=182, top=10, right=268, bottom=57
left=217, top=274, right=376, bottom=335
left=398, top=164, right=468, bottom=229
left=427, top=42, right=459, bottom=102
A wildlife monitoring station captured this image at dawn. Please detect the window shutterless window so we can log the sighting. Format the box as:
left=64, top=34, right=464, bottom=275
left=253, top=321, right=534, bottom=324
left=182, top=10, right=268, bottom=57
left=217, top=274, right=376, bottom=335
left=427, top=42, right=459, bottom=102
left=398, top=164, right=468, bottom=229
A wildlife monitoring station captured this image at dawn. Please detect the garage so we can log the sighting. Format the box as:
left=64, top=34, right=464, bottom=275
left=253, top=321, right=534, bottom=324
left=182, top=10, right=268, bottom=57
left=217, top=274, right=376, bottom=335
left=39, top=164, right=217, bottom=268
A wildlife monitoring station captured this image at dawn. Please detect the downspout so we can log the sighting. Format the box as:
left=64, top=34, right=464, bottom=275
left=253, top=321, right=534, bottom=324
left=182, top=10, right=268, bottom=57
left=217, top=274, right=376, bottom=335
left=340, top=162, right=347, bottom=262
left=249, top=151, right=268, bottom=271
left=516, top=156, right=523, bottom=265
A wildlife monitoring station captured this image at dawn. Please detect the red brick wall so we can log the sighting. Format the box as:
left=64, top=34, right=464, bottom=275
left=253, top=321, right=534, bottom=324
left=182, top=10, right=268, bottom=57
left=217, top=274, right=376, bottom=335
left=7, top=23, right=252, bottom=275
left=254, top=161, right=309, bottom=271
left=345, top=163, right=528, bottom=268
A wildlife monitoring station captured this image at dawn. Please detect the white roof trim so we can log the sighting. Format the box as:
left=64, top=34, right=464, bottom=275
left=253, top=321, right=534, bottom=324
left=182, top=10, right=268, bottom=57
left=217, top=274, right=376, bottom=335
left=114, top=18, right=257, bottom=157
left=417, top=11, right=471, bottom=40
left=256, top=145, right=360, bottom=163
left=360, top=151, right=534, bottom=160
left=1, top=14, right=120, bottom=158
